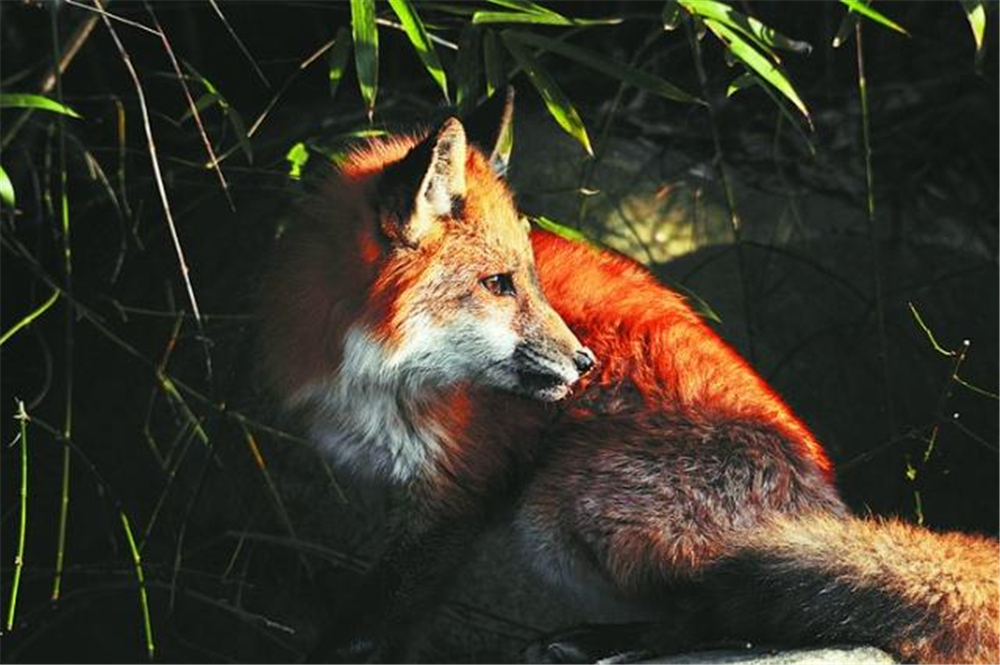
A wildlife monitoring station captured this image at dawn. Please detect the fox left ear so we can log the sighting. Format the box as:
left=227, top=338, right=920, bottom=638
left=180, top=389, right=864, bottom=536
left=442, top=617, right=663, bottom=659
left=381, top=117, right=467, bottom=247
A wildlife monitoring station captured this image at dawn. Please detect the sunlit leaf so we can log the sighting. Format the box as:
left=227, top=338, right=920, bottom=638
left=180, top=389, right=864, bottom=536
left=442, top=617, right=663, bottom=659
left=503, top=30, right=699, bottom=104
left=679, top=0, right=812, bottom=55
left=351, top=0, right=379, bottom=119
left=703, top=18, right=810, bottom=121
left=530, top=215, right=593, bottom=245
left=484, top=0, right=566, bottom=18
left=328, top=26, right=352, bottom=99
left=726, top=72, right=756, bottom=97
left=0, top=93, right=81, bottom=118
left=473, top=11, right=620, bottom=26
left=960, top=0, right=986, bottom=57
left=286, top=142, right=310, bottom=180
left=838, top=0, right=909, bottom=36
left=501, top=32, right=592, bottom=155
left=388, top=0, right=449, bottom=102
left=483, top=30, right=505, bottom=97
left=455, top=25, right=481, bottom=113
left=0, top=165, right=14, bottom=208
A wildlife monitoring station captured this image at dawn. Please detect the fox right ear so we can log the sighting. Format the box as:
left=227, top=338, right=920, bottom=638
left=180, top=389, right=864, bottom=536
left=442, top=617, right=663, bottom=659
left=381, top=118, right=467, bottom=247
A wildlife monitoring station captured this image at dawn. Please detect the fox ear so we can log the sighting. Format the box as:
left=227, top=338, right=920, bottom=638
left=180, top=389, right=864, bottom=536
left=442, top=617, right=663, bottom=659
left=463, top=86, right=515, bottom=177
left=382, top=117, right=467, bottom=246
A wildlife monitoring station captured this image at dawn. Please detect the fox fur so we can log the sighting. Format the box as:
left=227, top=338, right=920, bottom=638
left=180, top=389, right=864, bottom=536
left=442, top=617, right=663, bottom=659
left=258, top=95, right=999, bottom=663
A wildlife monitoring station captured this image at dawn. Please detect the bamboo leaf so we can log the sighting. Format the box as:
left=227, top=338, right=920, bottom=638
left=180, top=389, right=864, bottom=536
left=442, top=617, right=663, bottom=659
left=483, top=30, right=505, bottom=97
left=501, top=32, right=592, bottom=155
left=178, top=92, right=221, bottom=123
left=484, top=0, right=567, bottom=18
left=838, top=0, right=909, bottom=36
left=0, top=165, right=15, bottom=208
left=832, top=11, right=858, bottom=48
left=0, top=93, right=81, bottom=118
left=662, top=0, right=681, bottom=31
left=531, top=215, right=594, bottom=245
left=351, top=0, right=379, bottom=119
left=474, top=11, right=620, bottom=26
left=960, top=0, right=986, bottom=56
left=226, top=106, right=253, bottom=164
left=504, top=30, right=699, bottom=104
left=455, top=25, right=482, bottom=113
left=679, top=0, right=812, bottom=55
left=703, top=18, right=810, bottom=121
left=726, top=72, right=756, bottom=97
left=328, top=26, right=352, bottom=99
left=388, top=0, right=449, bottom=102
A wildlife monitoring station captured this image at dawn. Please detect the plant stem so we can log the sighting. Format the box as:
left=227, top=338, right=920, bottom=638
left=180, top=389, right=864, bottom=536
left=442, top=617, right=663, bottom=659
left=5, top=402, right=30, bottom=632
left=855, top=20, right=895, bottom=438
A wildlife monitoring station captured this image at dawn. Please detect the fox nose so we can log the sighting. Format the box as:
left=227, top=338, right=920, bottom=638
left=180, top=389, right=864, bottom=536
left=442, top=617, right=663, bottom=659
left=573, top=348, right=596, bottom=375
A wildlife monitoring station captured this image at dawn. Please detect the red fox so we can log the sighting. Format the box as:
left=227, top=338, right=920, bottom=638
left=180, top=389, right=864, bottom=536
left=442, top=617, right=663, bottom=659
left=258, top=93, right=999, bottom=663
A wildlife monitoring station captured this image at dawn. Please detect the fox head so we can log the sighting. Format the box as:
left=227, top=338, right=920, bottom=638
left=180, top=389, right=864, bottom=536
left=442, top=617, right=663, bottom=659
left=261, top=100, right=593, bottom=430
left=354, top=115, right=594, bottom=402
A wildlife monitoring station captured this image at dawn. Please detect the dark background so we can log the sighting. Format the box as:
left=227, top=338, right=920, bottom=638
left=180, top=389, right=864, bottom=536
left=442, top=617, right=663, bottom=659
left=1, top=1, right=997, bottom=662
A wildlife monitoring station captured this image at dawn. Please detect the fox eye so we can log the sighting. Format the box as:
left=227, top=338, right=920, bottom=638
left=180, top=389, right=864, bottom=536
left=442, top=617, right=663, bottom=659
left=480, top=273, right=516, bottom=297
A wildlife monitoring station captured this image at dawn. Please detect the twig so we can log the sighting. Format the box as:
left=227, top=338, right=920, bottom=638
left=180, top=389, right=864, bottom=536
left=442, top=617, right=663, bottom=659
left=687, top=19, right=757, bottom=363
left=94, top=0, right=213, bottom=380
left=119, top=511, right=156, bottom=661
left=5, top=402, right=30, bottom=632
left=208, top=0, right=271, bottom=88
left=855, top=20, right=895, bottom=436
left=50, top=3, right=74, bottom=604
left=145, top=3, right=235, bottom=212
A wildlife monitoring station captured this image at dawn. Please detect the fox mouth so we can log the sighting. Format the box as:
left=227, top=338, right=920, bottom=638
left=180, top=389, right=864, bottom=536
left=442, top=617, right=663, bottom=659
left=516, top=367, right=573, bottom=401
left=511, top=345, right=579, bottom=401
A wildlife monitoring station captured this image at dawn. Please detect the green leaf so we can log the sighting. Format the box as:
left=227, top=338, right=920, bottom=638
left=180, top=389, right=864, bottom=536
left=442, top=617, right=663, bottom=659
left=484, top=0, right=567, bottom=18
left=455, top=25, right=482, bottom=113
left=504, top=30, right=699, bottom=104
left=831, top=11, right=858, bottom=48
left=388, top=0, right=449, bottom=103
left=178, top=92, right=222, bottom=123
left=726, top=72, right=756, bottom=97
left=351, top=0, right=379, bottom=119
left=501, top=32, right=592, bottom=155
left=530, top=215, right=594, bottom=245
left=227, top=106, right=253, bottom=164
left=328, top=26, right=352, bottom=99
left=679, top=0, right=812, bottom=55
left=286, top=142, right=310, bottom=180
left=483, top=30, right=505, bottom=97
left=703, top=18, right=810, bottom=121
left=473, top=11, right=620, bottom=26
left=838, top=0, right=909, bottom=36
left=0, top=93, right=81, bottom=118
left=0, top=165, right=15, bottom=208
left=662, top=0, right=681, bottom=31
left=960, top=0, right=986, bottom=56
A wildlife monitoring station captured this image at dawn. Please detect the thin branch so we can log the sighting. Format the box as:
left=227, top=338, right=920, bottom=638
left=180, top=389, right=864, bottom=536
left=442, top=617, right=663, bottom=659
left=145, top=3, right=235, bottom=212
left=93, top=0, right=213, bottom=379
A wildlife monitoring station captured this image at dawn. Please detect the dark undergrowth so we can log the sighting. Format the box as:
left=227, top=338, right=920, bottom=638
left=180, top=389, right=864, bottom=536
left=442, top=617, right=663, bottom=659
left=1, top=2, right=997, bottom=662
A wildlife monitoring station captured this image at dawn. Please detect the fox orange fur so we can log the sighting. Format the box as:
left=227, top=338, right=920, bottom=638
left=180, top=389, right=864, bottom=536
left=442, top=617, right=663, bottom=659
left=258, top=94, right=999, bottom=663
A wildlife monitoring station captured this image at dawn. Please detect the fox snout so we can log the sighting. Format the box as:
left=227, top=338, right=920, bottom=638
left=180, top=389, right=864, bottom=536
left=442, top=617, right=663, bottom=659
left=513, top=340, right=596, bottom=402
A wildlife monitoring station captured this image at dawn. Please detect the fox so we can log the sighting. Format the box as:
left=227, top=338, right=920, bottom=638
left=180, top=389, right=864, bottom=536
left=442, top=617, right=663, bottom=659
left=257, top=91, right=999, bottom=663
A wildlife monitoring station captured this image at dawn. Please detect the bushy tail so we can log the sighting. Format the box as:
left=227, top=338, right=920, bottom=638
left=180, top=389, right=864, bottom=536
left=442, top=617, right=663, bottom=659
left=713, top=513, right=999, bottom=664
